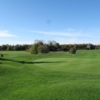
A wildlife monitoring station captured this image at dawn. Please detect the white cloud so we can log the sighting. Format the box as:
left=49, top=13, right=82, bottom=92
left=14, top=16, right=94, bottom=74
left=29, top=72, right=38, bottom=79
left=0, top=40, right=33, bottom=45
left=67, top=28, right=75, bottom=31
left=55, top=37, right=99, bottom=44
left=30, top=30, right=100, bottom=39
left=12, top=40, right=33, bottom=45
left=30, top=30, right=81, bottom=37
left=0, top=30, right=17, bottom=37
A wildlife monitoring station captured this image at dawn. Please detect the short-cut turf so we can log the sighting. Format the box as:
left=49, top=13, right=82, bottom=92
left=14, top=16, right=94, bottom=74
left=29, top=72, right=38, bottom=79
left=0, top=50, right=100, bottom=100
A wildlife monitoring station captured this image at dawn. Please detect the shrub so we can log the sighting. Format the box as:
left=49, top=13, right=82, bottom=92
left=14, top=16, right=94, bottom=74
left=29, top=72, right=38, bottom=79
left=0, top=54, right=3, bottom=57
left=30, top=44, right=38, bottom=54
left=37, top=45, right=49, bottom=53
left=69, top=48, right=77, bottom=54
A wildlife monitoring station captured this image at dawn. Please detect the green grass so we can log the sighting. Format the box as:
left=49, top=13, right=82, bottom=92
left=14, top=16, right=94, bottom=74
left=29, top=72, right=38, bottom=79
left=0, top=50, right=100, bottom=100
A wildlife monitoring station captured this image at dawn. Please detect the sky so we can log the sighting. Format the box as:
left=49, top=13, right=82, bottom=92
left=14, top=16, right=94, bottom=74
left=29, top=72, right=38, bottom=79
left=0, top=0, right=100, bottom=45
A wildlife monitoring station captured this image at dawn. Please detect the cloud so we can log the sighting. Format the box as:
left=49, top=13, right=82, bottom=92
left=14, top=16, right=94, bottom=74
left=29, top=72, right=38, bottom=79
left=30, top=30, right=100, bottom=39
left=30, top=30, right=81, bottom=37
left=56, top=37, right=78, bottom=44
left=67, top=28, right=75, bottom=31
left=0, top=30, right=17, bottom=37
left=0, top=40, right=33, bottom=45
left=55, top=37, right=100, bottom=44
left=12, top=41, right=33, bottom=45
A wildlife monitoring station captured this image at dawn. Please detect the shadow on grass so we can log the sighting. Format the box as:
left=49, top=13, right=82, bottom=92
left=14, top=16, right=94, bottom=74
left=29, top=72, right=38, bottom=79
left=0, top=58, right=64, bottom=64
left=4, top=54, right=8, bottom=55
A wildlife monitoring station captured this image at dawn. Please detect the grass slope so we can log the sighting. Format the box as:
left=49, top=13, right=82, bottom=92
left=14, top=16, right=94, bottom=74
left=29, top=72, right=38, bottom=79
left=0, top=50, right=100, bottom=100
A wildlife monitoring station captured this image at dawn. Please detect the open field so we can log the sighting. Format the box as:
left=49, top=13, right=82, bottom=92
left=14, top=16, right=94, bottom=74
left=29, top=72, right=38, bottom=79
left=0, top=50, right=100, bottom=100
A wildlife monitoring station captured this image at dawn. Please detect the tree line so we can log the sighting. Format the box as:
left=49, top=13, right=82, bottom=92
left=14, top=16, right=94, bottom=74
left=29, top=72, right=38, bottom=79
left=0, top=44, right=30, bottom=51
left=0, top=40, right=100, bottom=52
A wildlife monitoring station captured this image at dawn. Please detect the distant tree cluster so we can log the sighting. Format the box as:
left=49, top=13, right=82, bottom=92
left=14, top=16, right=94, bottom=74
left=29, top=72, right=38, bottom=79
left=0, top=41, right=99, bottom=54
left=0, top=44, right=31, bottom=51
left=86, top=44, right=95, bottom=50
left=30, top=40, right=49, bottom=54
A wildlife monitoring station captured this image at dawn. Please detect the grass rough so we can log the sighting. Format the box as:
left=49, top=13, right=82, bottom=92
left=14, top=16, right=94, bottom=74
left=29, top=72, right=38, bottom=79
left=0, top=50, right=100, bottom=100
